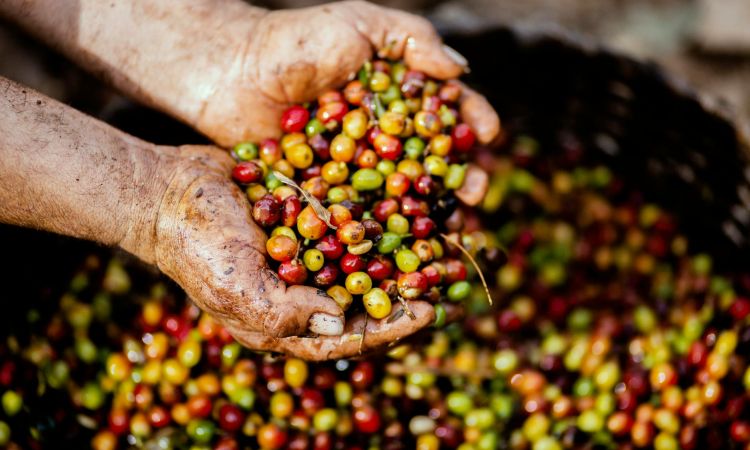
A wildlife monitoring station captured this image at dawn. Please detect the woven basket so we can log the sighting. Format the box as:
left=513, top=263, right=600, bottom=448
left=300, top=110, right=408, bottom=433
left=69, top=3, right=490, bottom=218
left=446, top=26, right=750, bottom=270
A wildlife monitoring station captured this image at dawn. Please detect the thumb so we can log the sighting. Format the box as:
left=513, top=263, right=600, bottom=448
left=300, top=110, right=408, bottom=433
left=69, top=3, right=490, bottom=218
left=344, top=2, right=467, bottom=79
left=458, top=83, right=502, bottom=145
left=456, top=164, right=489, bottom=207
left=264, top=282, right=345, bottom=337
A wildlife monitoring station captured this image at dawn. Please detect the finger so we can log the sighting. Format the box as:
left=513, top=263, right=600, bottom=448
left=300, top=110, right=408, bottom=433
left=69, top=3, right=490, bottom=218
left=458, top=83, right=501, bottom=145
left=247, top=246, right=347, bottom=340
left=225, top=300, right=436, bottom=361
left=456, top=164, right=489, bottom=206
left=306, top=300, right=435, bottom=360
left=345, top=2, right=465, bottom=79
left=265, top=283, right=345, bottom=337
left=341, top=300, right=436, bottom=346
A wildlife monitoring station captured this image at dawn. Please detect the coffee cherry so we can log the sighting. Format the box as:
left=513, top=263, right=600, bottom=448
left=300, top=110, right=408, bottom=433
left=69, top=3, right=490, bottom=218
left=218, top=404, right=244, bottom=432
left=313, top=263, right=339, bottom=288
left=447, top=281, right=471, bottom=302
left=373, top=198, right=400, bottom=222
left=401, top=70, right=426, bottom=98
left=374, top=133, right=403, bottom=161
left=445, top=259, right=467, bottom=283
left=303, top=249, right=325, bottom=272
left=444, top=164, right=467, bottom=190
left=401, top=196, right=429, bottom=217
left=423, top=155, right=448, bottom=177
left=421, top=264, right=442, bottom=286
left=316, top=101, right=348, bottom=125
left=321, top=161, right=349, bottom=185
left=327, top=285, right=353, bottom=310
left=345, top=272, right=372, bottom=295
left=395, top=249, right=420, bottom=273
left=411, top=239, right=434, bottom=262
left=414, top=175, right=436, bottom=196
left=397, top=272, right=427, bottom=299
left=232, top=161, right=264, bottom=184
left=266, top=235, right=297, bottom=262
left=429, top=134, right=452, bottom=157
left=328, top=204, right=353, bottom=227
left=354, top=406, right=381, bottom=433
left=348, top=240, right=373, bottom=255
left=363, top=288, right=392, bottom=319
left=344, top=81, right=367, bottom=106
left=377, top=232, right=402, bottom=254
left=386, top=173, right=410, bottom=197
left=297, top=206, right=328, bottom=240
left=367, top=256, right=395, bottom=281
left=414, top=111, right=442, bottom=138
left=386, top=214, right=409, bottom=234
left=253, top=195, right=281, bottom=227
left=342, top=108, right=368, bottom=138
left=340, top=253, right=365, bottom=275
left=281, top=105, right=310, bottom=133
left=278, top=259, right=308, bottom=285
left=282, top=196, right=302, bottom=227
left=316, top=235, right=344, bottom=260
left=357, top=149, right=379, bottom=169
left=300, top=176, right=329, bottom=200
left=452, top=123, right=476, bottom=152
left=351, top=168, right=384, bottom=191
left=411, top=217, right=436, bottom=239
left=337, top=221, right=366, bottom=245
left=259, top=138, right=282, bottom=165
left=362, top=219, right=384, bottom=240
left=330, top=134, right=356, bottom=162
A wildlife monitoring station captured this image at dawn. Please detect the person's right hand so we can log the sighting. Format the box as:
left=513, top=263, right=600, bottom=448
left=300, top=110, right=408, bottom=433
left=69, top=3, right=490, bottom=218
left=189, top=1, right=501, bottom=148
left=123, top=144, right=453, bottom=360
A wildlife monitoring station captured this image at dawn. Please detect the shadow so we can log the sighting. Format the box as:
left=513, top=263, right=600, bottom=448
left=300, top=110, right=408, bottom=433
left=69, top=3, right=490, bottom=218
left=447, top=27, right=750, bottom=271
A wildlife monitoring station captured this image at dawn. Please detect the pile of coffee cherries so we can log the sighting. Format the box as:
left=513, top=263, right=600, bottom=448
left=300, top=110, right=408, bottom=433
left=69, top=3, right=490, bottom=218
left=230, top=60, right=492, bottom=322
left=1, top=133, right=750, bottom=450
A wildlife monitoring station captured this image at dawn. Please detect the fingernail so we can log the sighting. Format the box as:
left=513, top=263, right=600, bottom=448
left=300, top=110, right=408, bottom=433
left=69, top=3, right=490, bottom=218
left=309, top=313, right=344, bottom=336
left=442, top=45, right=469, bottom=70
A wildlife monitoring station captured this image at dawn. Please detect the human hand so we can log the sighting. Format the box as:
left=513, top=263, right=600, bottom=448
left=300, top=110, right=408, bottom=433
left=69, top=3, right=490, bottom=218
left=3, top=0, right=501, bottom=149
left=191, top=1, right=501, bottom=148
left=124, top=144, right=457, bottom=360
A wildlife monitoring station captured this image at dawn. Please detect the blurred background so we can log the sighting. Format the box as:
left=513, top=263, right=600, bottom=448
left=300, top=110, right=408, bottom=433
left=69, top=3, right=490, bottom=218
left=2, top=0, right=750, bottom=133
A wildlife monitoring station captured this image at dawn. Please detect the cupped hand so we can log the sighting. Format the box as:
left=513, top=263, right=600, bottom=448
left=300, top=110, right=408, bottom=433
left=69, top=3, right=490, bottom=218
left=138, top=145, right=455, bottom=360
left=194, top=1, right=500, bottom=147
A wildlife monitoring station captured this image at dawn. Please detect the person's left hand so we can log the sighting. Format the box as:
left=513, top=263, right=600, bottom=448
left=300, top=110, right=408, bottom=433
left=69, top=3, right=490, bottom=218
left=122, top=144, right=462, bottom=360
left=189, top=1, right=501, bottom=147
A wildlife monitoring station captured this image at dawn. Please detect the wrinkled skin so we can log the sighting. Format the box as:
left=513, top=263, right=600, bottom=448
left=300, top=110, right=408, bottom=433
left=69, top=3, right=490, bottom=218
left=1, top=0, right=500, bottom=360
left=145, top=145, right=463, bottom=360
left=196, top=2, right=500, bottom=146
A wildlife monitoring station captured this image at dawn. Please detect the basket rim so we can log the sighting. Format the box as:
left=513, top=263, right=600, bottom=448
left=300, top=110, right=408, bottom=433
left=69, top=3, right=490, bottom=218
left=447, top=23, right=750, bottom=162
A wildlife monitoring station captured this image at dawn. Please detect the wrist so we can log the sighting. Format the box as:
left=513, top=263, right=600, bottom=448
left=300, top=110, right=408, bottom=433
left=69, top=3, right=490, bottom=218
left=164, top=1, right=268, bottom=143
left=118, top=145, right=181, bottom=266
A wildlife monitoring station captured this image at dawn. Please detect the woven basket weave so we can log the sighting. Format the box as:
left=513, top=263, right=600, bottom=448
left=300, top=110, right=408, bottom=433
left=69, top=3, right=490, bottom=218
left=446, top=26, right=750, bottom=270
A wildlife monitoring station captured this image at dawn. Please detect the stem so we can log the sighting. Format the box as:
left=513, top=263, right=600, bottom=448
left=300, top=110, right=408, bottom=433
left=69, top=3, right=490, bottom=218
left=440, top=233, right=494, bottom=305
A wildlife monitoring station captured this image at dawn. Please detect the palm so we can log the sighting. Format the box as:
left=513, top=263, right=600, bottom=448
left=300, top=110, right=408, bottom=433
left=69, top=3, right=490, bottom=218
left=153, top=146, right=443, bottom=360
left=194, top=1, right=501, bottom=148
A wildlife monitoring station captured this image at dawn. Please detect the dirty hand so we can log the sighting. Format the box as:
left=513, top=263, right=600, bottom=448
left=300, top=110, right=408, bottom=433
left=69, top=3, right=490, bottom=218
left=195, top=1, right=501, bottom=147
left=2, top=0, right=501, bottom=148
left=0, top=78, right=453, bottom=361
left=135, top=145, right=456, bottom=360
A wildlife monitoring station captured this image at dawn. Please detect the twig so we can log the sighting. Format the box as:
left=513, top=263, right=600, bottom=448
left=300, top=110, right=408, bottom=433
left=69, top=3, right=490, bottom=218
left=273, top=171, right=337, bottom=229
left=397, top=295, right=416, bottom=320
left=440, top=233, right=494, bottom=305
left=359, top=313, right=369, bottom=355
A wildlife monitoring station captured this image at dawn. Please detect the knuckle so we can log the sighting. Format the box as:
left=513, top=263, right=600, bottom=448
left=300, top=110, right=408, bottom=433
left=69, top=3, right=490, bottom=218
left=406, top=15, right=436, bottom=37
